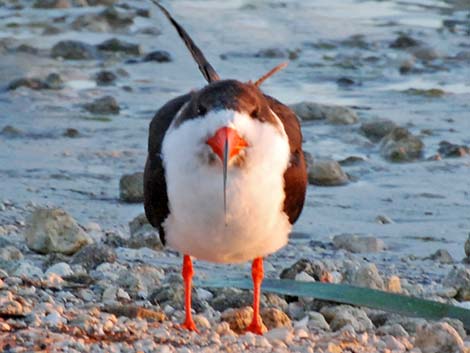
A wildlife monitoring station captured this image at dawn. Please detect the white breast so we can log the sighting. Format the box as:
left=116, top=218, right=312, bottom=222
left=161, top=109, right=291, bottom=264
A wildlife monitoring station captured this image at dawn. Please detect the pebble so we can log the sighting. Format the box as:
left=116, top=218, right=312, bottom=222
left=443, top=267, right=470, bottom=300
left=308, top=159, right=348, bottom=186
left=290, top=101, right=358, bottom=124
left=25, top=207, right=93, bottom=255
left=280, top=258, right=328, bottom=281
left=83, top=96, right=120, bottom=115
left=380, top=127, right=424, bottom=162
left=51, top=40, right=98, bottom=60
left=321, top=305, right=374, bottom=332
left=143, top=50, right=172, bottom=63
left=71, top=243, right=117, bottom=270
left=387, top=275, right=402, bottom=293
left=345, top=263, right=385, bottom=290
left=415, top=322, right=465, bottom=353
left=97, top=38, right=142, bottom=55
left=119, top=172, right=144, bottom=203
left=438, top=141, right=469, bottom=158
left=220, top=306, right=267, bottom=334
left=333, top=233, right=385, bottom=253
left=260, top=307, right=292, bottom=330
left=0, top=245, right=23, bottom=261
left=428, top=249, right=454, bottom=264
left=46, top=262, right=73, bottom=277
left=360, top=119, right=398, bottom=142
left=33, top=0, right=71, bottom=9
left=390, top=34, right=419, bottom=48
left=264, top=327, right=294, bottom=344
left=307, top=311, right=330, bottom=331
left=95, top=70, right=117, bottom=86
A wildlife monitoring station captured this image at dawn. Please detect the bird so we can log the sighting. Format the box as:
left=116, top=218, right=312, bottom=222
left=144, top=1, right=307, bottom=335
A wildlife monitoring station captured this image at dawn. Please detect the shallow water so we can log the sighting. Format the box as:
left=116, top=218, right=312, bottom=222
left=0, top=0, right=469, bottom=273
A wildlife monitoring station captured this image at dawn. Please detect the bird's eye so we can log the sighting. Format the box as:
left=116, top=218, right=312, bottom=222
left=251, top=108, right=259, bottom=119
left=197, top=105, right=207, bottom=116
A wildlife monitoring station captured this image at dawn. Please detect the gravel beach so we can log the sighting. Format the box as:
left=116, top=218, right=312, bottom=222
left=1, top=0, right=470, bottom=352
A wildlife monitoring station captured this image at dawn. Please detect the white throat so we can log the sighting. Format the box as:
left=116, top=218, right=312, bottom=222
left=161, top=109, right=292, bottom=263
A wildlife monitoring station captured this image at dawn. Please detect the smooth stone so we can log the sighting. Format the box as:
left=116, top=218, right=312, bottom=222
left=387, top=275, right=402, bottom=293
left=390, top=34, right=419, bottom=48
left=290, top=101, right=358, bottom=124
left=25, top=207, right=92, bottom=255
left=12, top=262, right=44, bottom=279
left=308, top=159, right=348, bottom=186
left=415, top=322, right=464, bottom=353
left=83, top=96, right=120, bottom=115
left=71, top=244, right=117, bottom=271
left=220, top=306, right=267, bottom=334
left=380, top=127, right=424, bottom=162
left=264, top=327, right=294, bottom=344
left=97, top=38, right=141, bottom=55
left=410, top=45, right=441, bottom=61
left=360, top=119, right=397, bottom=142
left=119, top=172, right=144, bottom=203
left=45, top=262, right=73, bottom=277
left=443, top=267, right=470, bottom=300
left=377, top=323, right=409, bottom=337
left=0, top=246, right=23, bottom=261
left=307, top=311, right=330, bottom=331
left=428, top=249, right=454, bottom=264
left=33, top=0, right=71, bottom=8
left=345, top=263, right=385, bottom=290
left=260, top=308, right=292, bottom=330
left=320, top=305, right=374, bottom=332
left=438, top=141, right=469, bottom=158
left=143, top=50, right=172, bottom=63
left=280, top=258, right=329, bottom=282
left=51, top=40, right=98, bottom=60
left=333, top=234, right=385, bottom=253
left=95, top=70, right=117, bottom=86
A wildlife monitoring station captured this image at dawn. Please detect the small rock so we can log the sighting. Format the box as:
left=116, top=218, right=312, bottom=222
left=193, top=315, right=211, bottom=330
left=429, top=249, right=454, bottom=264
left=280, top=258, right=329, bottom=282
left=143, top=50, right=172, bottom=63
left=384, top=335, right=406, bottom=351
left=308, top=159, right=348, bottom=186
left=255, top=48, right=299, bottom=60
left=16, top=44, right=39, bottom=55
left=8, top=78, right=47, bottom=90
left=97, top=38, right=141, bottom=55
left=386, top=275, right=402, bottom=293
left=376, top=215, right=393, bottom=224
left=438, top=141, right=469, bottom=158
left=390, top=34, right=419, bottom=49
left=443, top=267, right=470, bottom=301
left=12, top=262, right=44, bottom=279
left=127, top=213, right=162, bottom=250
left=119, top=172, right=144, bottom=203
left=1, top=125, right=22, bottom=137
left=51, top=40, right=98, bottom=60
left=377, top=323, right=409, bottom=337
left=63, top=128, right=80, bottom=138
left=71, top=244, right=117, bottom=271
left=307, top=311, right=330, bottom=331
left=321, top=305, right=373, bottom=332
left=116, top=264, right=164, bottom=299
left=95, top=70, right=117, bottom=86
left=264, top=327, right=294, bottom=344
left=99, top=6, right=135, bottom=27
left=0, top=246, right=23, bottom=261
left=25, top=207, right=93, bottom=255
left=44, top=311, right=67, bottom=327
left=441, top=318, right=466, bottom=340
left=410, top=45, right=441, bottom=61
left=45, top=262, right=73, bottom=277
left=333, top=234, right=385, bottom=253
left=34, top=0, right=71, bottom=8
left=415, top=322, right=464, bottom=353
left=345, top=263, right=385, bottom=290
left=404, top=88, right=446, bottom=98
left=289, top=102, right=358, bottom=124
left=260, top=308, right=291, bottom=330
left=84, top=96, right=120, bottom=115
left=44, top=73, right=64, bottom=90
left=380, top=127, right=424, bottom=162
left=221, top=306, right=267, bottom=334
left=360, top=119, right=398, bottom=142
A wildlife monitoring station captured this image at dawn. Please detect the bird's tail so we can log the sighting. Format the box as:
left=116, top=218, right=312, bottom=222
left=150, top=1, right=220, bottom=83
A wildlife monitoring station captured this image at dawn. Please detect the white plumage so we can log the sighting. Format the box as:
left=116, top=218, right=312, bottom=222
left=161, top=109, right=292, bottom=263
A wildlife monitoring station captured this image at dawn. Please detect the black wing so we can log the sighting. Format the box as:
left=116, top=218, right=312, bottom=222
left=264, top=94, right=307, bottom=224
left=144, top=93, right=191, bottom=244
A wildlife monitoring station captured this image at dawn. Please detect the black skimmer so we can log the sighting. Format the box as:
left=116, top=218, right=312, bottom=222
left=144, top=1, right=307, bottom=334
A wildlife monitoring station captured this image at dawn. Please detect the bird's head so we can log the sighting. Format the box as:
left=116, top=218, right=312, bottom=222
left=163, top=79, right=289, bottom=221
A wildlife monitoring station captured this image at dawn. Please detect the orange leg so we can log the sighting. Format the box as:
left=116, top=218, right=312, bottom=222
left=180, top=255, right=197, bottom=331
left=245, top=257, right=264, bottom=335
